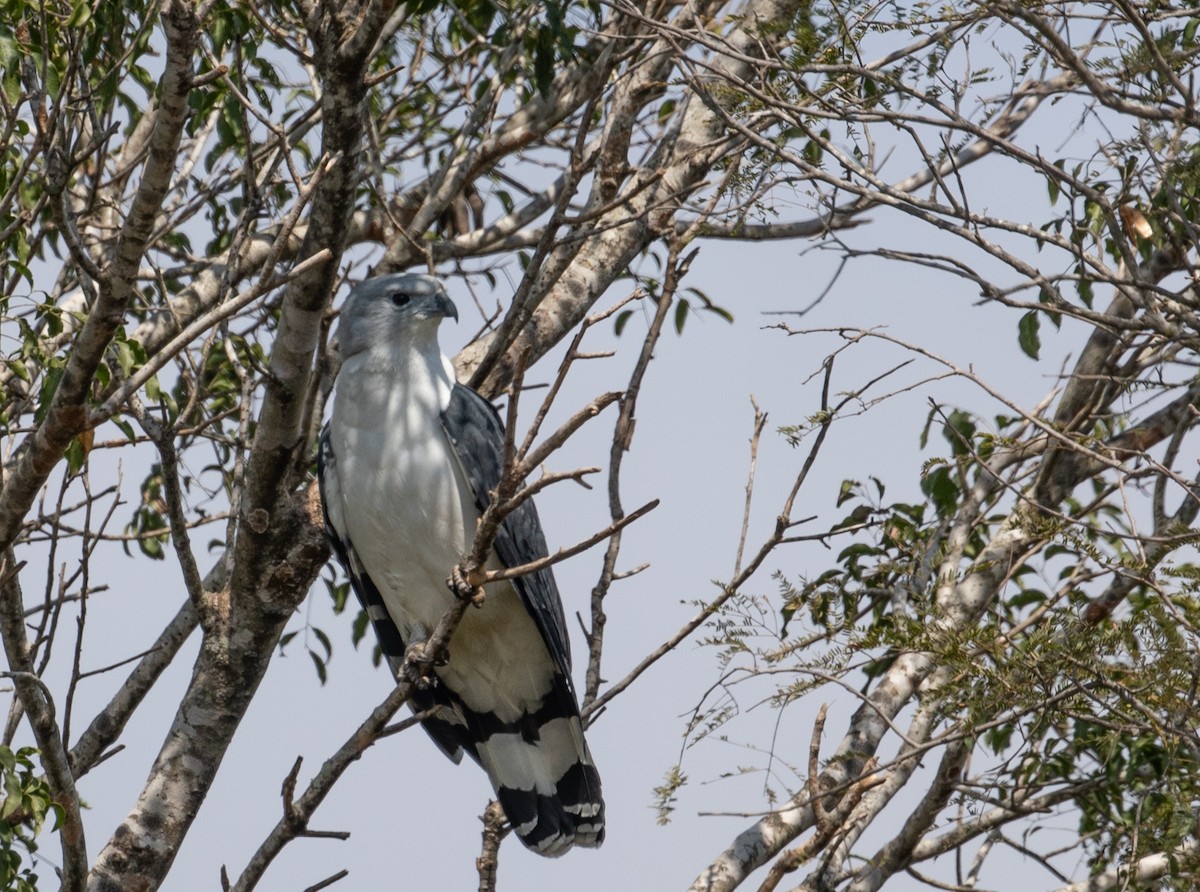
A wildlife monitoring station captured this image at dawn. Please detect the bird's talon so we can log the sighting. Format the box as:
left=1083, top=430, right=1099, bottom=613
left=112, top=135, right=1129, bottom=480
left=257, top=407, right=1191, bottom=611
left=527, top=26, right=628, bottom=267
left=449, top=564, right=484, bottom=604
left=404, top=661, right=433, bottom=690
left=403, top=638, right=436, bottom=689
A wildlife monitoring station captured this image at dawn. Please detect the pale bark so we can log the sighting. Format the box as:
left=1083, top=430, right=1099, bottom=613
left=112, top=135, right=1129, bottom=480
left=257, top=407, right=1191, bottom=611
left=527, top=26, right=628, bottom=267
left=85, top=3, right=395, bottom=886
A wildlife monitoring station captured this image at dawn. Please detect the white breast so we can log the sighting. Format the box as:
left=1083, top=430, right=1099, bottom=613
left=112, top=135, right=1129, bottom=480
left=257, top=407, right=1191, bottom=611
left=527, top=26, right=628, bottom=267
left=330, top=348, right=475, bottom=638
left=327, top=348, right=556, bottom=721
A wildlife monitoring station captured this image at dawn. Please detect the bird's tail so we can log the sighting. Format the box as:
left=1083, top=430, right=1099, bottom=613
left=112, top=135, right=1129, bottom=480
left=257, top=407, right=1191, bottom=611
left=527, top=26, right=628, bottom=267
left=471, top=688, right=605, bottom=856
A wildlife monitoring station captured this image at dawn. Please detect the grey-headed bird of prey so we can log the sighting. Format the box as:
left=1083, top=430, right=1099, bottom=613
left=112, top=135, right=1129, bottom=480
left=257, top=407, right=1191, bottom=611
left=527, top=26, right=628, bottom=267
left=317, top=273, right=604, bottom=856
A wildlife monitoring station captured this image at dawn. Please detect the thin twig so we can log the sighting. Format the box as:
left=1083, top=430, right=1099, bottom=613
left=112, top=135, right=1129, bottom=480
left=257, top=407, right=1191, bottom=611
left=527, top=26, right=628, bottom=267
left=475, top=800, right=510, bottom=892
left=302, top=870, right=349, bottom=892
left=485, top=499, right=659, bottom=584
left=733, top=397, right=767, bottom=579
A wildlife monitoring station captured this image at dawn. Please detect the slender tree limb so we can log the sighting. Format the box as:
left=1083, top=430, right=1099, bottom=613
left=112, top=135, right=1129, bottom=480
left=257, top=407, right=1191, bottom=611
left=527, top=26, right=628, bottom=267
left=457, top=0, right=806, bottom=395
left=90, top=238, right=335, bottom=427
left=0, top=553, right=88, bottom=891
left=475, top=801, right=509, bottom=892
left=734, top=398, right=768, bottom=580
left=847, top=736, right=969, bottom=892
left=582, top=249, right=688, bottom=712
left=67, top=596, right=199, bottom=778
left=229, top=680, right=414, bottom=892
left=0, top=0, right=198, bottom=554
left=755, top=702, right=880, bottom=892
left=484, top=499, right=659, bottom=585
left=1050, top=837, right=1199, bottom=892
left=301, top=870, right=349, bottom=892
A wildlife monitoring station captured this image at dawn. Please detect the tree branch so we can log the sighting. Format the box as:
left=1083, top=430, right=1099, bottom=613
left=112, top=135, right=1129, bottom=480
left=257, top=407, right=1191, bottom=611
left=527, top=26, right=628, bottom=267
left=0, top=0, right=198, bottom=554
left=0, top=554, right=88, bottom=890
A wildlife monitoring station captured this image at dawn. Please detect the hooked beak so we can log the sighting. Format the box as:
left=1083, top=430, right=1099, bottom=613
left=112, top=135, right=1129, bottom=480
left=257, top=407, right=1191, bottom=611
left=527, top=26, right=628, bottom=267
left=433, top=289, right=459, bottom=323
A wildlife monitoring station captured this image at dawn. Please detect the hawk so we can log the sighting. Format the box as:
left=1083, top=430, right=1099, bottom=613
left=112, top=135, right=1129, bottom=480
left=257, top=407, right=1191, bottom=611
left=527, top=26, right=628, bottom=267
left=317, top=273, right=604, bottom=856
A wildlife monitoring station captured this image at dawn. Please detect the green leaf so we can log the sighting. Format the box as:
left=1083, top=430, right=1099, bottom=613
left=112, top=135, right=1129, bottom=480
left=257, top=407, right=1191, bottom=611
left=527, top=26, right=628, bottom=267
left=614, top=309, right=633, bottom=336
left=140, top=535, right=164, bottom=560
left=112, top=418, right=137, bottom=442
left=66, top=0, right=92, bottom=28
left=351, top=609, right=370, bottom=648
left=64, top=439, right=86, bottom=477
left=836, top=479, right=858, bottom=507
left=1018, top=311, right=1040, bottom=360
left=312, top=627, right=332, bottom=660
left=115, top=340, right=138, bottom=377
left=3, top=772, right=20, bottom=814
left=5, top=358, right=28, bottom=383
left=919, top=402, right=940, bottom=449
left=942, top=409, right=976, bottom=457
left=2, top=68, right=20, bottom=106
left=328, top=579, right=350, bottom=613
left=1010, top=588, right=1046, bottom=609
left=705, top=304, right=734, bottom=323
left=48, top=802, right=65, bottom=831
left=1076, top=276, right=1094, bottom=309
left=211, top=12, right=228, bottom=51
left=673, top=298, right=689, bottom=334
left=4, top=259, right=31, bottom=288
left=533, top=27, right=554, bottom=95
left=34, top=366, right=63, bottom=425
left=309, top=650, right=328, bottom=685
left=921, top=464, right=960, bottom=517
left=0, top=28, right=17, bottom=72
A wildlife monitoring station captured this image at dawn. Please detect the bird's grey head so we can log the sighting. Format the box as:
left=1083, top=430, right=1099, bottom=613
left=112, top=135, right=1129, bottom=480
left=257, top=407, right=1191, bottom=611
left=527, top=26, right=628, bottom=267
left=337, top=273, right=459, bottom=360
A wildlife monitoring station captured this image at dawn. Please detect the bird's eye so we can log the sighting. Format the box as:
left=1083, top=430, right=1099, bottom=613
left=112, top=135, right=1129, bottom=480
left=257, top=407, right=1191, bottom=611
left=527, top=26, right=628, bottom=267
left=390, top=292, right=411, bottom=308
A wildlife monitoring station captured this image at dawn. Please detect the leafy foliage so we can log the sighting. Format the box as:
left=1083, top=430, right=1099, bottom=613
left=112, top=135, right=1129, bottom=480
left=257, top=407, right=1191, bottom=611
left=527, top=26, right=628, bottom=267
left=682, top=371, right=1200, bottom=883
left=0, top=747, right=60, bottom=892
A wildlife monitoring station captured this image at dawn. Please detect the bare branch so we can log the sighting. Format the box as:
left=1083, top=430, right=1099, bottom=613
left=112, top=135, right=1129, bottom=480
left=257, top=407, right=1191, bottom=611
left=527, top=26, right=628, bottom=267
left=475, top=801, right=509, bottom=892
left=1050, top=838, right=1199, bottom=892
left=0, top=554, right=88, bottom=889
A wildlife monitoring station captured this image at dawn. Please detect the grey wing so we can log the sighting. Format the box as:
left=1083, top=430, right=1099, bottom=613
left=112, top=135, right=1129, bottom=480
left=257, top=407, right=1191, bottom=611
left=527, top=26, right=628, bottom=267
left=439, top=384, right=606, bottom=854
left=438, top=383, right=574, bottom=680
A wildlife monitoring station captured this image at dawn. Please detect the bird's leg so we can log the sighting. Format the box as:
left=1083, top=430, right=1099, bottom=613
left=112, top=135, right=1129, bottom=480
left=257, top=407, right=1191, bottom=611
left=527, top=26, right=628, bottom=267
left=402, top=622, right=446, bottom=690
left=448, top=562, right=486, bottom=607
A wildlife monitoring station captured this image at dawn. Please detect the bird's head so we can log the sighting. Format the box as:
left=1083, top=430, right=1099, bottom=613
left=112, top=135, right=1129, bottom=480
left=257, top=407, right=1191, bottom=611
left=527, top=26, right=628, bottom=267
left=336, top=273, right=459, bottom=361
